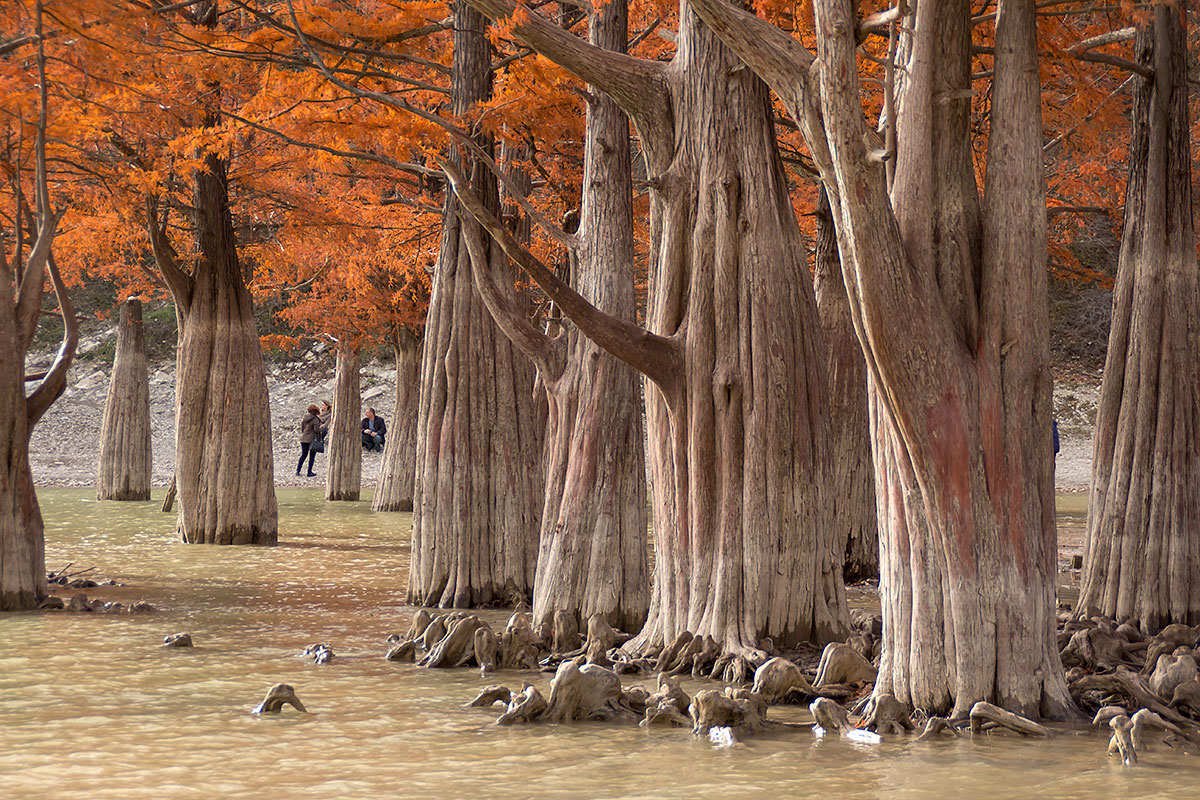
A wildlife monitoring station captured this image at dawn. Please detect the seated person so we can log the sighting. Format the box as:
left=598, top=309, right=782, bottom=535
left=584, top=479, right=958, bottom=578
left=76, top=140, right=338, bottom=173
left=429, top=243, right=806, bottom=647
left=362, top=407, right=387, bottom=452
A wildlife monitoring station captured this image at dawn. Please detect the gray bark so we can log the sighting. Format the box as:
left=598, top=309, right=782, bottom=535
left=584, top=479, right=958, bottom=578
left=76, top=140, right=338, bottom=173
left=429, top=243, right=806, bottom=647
left=373, top=332, right=420, bottom=512
left=326, top=346, right=362, bottom=501
left=408, top=1, right=546, bottom=607
left=1080, top=6, right=1199, bottom=632
left=97, top=298, right=152, bottom=501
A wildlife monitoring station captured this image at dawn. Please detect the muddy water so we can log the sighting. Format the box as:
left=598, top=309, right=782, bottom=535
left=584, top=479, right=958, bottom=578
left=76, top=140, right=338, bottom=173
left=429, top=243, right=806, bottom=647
left=1, top=489, right=1193, bottom=799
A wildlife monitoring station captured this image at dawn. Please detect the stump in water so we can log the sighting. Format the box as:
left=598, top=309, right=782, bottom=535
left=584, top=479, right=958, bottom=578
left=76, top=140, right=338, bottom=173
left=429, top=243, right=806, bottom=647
left=325, top=347, right=361, bottom=501
left=253, top=684, right=306, bottom=714
left=752, top=657, right=816, bottom=704
left=373, top=331, right=420, bottom=512
left=97, top=298, right=152, bottom=501
left=689, top=688, right=767, bottom=738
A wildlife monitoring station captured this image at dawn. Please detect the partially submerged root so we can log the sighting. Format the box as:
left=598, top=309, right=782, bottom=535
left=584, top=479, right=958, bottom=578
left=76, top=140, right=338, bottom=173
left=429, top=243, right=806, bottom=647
left=809, top=698, right=851, bottom=735
left=385, top=639, right=417, bottom=662
left=303, top=643, right=334, bottom=664
left=497, top=684, right=548, bottom=725
left=163, top=632, right=193, bottom=648
left=541, top=659, right=637, bottom=723
left=421, top=615, right=485, bottom=668
left=752, top=657, right=816, bottom=704
left=254, top=684, right=306, bottom=714
left=689, top=687, right=767, bottom=738
left=467, top=685, right=514, bottom=708
left=814, top=642, right=877, bottom=688
left=915, top=716, right=963, bottom=742
left=860, top=693, right=914, bottom=735
left=968, top=702, right=1048, bottom=737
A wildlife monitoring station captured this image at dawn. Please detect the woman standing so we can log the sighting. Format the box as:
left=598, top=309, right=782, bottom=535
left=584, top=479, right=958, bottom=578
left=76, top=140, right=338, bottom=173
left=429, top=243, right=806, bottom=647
left=297, top=404, right=321, bottom=477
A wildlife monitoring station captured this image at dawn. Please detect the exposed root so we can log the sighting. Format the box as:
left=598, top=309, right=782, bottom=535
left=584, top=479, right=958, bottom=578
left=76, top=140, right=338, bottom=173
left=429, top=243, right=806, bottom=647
left=814, top=642, right=877, bottom=687
left=1149, top=650, right=1197, bottom=698
left=689, top=687, right=767, bottom=738
left=162, top=632, right=193, bottom=648
left=467, top=685, right=514, bottom=708
left=497, top=684, right=548, bottom=725
left=303, top=643, right=334, bottom=664
left=253, top=684, right=306, bottom=714
left=385, top=639, right=417, bottom=662
left=915, top=716, right=963, bottom=742
left=809, top=697, right=851, bottom=735
left=860, top=693, right=914, bottom=735
left=968, top=702, right=1048, bottom=737
left=752, top=657, right=816, bottom=704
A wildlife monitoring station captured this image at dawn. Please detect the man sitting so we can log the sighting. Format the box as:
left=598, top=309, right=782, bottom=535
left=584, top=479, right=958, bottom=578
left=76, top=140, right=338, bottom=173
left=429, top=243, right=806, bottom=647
left=362, top=407, right=387, bottom=452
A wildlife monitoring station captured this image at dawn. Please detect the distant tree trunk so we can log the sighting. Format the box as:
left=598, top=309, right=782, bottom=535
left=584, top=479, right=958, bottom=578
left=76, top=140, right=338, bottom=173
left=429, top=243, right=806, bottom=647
left=151, top=152, right=278, bottom=545
left=813, top=188, right=877, bottom=582
left=458, top=0, right=847, bottom=669
left=373, top=331, right=420, bottom=512
left=161, top=476, right=176, bottom=512
left=458, top=0, right=648, bottom=636
left=1080, top=6, right=1199, bottom=631
left=407, top=1, right=545, bottom=607
left=686, top=0, right=1072, bottom=716
left=326, top=346, right=362, bottom=501
left=97, top=298, right=152, bottom=501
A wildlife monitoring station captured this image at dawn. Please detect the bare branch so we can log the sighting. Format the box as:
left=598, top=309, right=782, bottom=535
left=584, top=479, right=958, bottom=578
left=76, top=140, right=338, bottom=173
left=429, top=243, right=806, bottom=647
left=144, top=195, right=194, bottom=317
left=441, top=157, right=679, bottom=392
left=25, top=253, right=77, bottom=426
left=459, top=211, right=566, bottom=379
left=1067, top=27, right=1151, bottom=77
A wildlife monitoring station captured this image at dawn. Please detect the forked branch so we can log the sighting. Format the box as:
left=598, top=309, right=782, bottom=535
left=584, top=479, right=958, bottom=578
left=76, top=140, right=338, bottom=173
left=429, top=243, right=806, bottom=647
left=1067, top=27, right=1151, bottom=78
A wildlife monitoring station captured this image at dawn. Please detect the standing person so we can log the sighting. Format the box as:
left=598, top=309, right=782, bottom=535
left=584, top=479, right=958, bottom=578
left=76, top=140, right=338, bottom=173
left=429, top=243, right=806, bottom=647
left=319, top=400, right=332, bottom=432
left=297, top=404, right=321, bottom=477
left=361, top=407, right=387, bottom=452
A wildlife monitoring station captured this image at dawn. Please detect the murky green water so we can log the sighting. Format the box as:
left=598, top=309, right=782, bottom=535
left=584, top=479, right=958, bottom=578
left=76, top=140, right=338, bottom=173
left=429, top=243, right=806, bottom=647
left=0, top=489, right=1194, bottom=798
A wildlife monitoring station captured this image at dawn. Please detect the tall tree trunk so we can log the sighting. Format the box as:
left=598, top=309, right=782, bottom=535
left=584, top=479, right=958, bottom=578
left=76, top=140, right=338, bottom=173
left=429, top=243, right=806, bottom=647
left=373, top=331, right=420, bottom=512
left=684, top=0, right=1071, bottom=716
left=1080, top=5, right=1198, bottom=631
left=408, top=1, right=545, bottom=607
left=813, top=187, right=877, bottom=582
left=458, top=0, right=848, bottom=669
left=460, top=0, right=649, bottom=636
left=170, top=153, right=278, bottom=545
left=97, top=298, right=152, bottom=501
left=1, top=13, right=73, bottom=609
left=326, top=346, right=362, bottom=501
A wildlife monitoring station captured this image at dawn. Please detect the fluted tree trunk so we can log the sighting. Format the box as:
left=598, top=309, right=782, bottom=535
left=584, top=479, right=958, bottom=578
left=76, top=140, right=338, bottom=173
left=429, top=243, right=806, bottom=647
left=688, top=0, right=1071, bottom=717
left=407, top=1, right=545, bottom=607
left=1080, top=5, right=1199, bottom=632
left=373, top=331, right=420, bottom=512
left=454, top=0, right=648, bottom=637
left=1, top=14, right=75, bottom=609
left=457, top=0, right=847, bottom=673
left=813, top=187, right=877, bottom=582
left=97, top=298, right=152, bottom=501
left=143, top=0, right=277, bottom=546
left=326, top=346, right=362, bottom=501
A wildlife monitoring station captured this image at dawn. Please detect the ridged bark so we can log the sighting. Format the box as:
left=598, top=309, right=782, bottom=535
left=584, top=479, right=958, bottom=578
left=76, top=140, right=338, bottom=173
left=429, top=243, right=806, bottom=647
left=373, top=332, right=420, bottom=512
left=461, top=0, right=649, bottom=635
left=326, top=346, right=362, bottom=501
left=1080, top=6, right=1199, bottom=632
left=97, top=298, right=152, bottom=501
left=171, top=153, right=278, bottom=545
left=813, top=187, right=877, bottom=582
left=408, top=1, right=545, bottom=607
left=0, top=350, right=43, bottom=610
left=679, top=0, right=1072, bottom=716
left=461, top=0, right=848, bottom=662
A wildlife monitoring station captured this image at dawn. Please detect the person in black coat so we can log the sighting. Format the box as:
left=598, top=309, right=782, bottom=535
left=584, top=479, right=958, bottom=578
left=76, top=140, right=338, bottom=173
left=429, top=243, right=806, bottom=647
left=362, top=407, right=387, bottom=452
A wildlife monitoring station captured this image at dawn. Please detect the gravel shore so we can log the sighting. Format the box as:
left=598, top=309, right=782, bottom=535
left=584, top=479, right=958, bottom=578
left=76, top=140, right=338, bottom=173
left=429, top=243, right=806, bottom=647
left=26, top=325, right=1100, bottom=492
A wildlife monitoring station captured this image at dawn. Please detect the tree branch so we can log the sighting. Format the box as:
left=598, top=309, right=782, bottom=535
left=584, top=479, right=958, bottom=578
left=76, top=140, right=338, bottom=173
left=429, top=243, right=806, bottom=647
left=460, top=0, right=674, bottom=163
left=459, top=213, right=566, bottom=380
left=688, top=0, right=814, bottom=114
left=144, top=195, right=194, bottom=318
left=442, top=157, right=679, bottom=392
left=1067, top=27, right=1151, bottom=77
left=25, top=252, right=77, bottom=427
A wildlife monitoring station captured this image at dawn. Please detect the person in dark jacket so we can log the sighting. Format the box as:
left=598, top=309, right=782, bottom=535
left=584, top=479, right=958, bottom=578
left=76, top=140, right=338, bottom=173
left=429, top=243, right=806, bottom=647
left=362, top=407, right=387, bottom=452
left=298, top=404, right=321, bottom=476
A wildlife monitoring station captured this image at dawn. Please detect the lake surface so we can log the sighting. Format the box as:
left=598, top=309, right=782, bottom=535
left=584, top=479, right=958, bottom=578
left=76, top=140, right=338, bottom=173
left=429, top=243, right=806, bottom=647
left=1, top=489, right=1194, bottom=798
